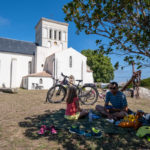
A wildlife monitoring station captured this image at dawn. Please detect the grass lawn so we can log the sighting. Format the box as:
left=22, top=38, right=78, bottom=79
left=0, top=89, right=150, bottom=150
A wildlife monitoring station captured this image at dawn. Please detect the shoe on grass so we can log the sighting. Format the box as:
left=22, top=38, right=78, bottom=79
left=38, top=125, right=47, bottom=135
left=69, top=125, right=85, bottom=135
left=50, top=125, right=57, bottom=134
left=91, top=127, right=103, bottom=138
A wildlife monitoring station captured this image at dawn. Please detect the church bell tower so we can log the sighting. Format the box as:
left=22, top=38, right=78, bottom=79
left=35, top=18, right=68, bottom=50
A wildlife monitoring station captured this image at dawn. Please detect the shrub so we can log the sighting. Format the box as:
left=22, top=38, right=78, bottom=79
left=141, top=77, right=150, bottom=88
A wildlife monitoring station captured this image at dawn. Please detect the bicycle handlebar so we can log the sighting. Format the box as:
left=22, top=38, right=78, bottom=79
left=61, top=72, right=69, bottom=78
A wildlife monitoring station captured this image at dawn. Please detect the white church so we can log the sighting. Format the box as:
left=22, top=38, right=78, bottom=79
left=0, top=18, right=93, bottom=90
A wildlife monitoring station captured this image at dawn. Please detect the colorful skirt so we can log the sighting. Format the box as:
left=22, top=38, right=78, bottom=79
left=64, top=112, right=80, bottom=120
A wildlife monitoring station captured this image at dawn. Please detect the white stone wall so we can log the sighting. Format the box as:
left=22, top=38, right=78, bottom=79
left=0, top=52, right=33, bottom=88
left=85, top=72, right=94, bottom=83
left=54, top=48, right=93, bottom=84
left=27, top=77, right=53, bottom=90
left=35, top=44, right=67, bottom=73
left=43, top=54, right=55, bottom=75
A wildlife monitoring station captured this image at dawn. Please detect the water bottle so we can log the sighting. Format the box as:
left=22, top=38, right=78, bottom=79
left=89, top=110, right=93, bottom=122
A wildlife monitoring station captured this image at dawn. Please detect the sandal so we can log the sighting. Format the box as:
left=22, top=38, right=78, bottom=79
left=38, top=125, right=47, bottom=135
left=50, top=126, right=57, bottom=134
left=91, top=127, right=103, bottom=138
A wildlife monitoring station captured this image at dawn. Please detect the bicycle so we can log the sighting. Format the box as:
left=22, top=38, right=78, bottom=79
left=46, top=73, right=99, bottom=105
left=98, top=89, right=106, bottom=101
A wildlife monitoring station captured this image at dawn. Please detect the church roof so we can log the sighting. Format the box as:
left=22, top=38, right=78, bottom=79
left=0, top=37, right=36, bottom=55
left=24, top=71, right=52, bottom=77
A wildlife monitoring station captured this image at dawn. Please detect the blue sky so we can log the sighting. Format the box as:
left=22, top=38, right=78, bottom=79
left=0, top=0, right=149, bottom=83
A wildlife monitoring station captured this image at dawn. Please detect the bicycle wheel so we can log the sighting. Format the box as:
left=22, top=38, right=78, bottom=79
left=79, top=85, right=98, bottom=105
left=47, top=85, right=66, bottom=103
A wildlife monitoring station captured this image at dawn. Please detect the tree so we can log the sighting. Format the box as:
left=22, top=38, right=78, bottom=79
left=81, top=49, right=114, bottom=82
left=63, top=0, right=150, bottom=69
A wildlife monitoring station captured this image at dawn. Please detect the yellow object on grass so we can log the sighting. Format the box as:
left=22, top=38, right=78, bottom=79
left=64, top=112, right=80, bottom=120
left=123, top=115, right=136, bottom=122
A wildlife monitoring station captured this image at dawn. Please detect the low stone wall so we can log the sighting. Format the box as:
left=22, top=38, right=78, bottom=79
left=123, top=87, right=150, bottom=99
left=139, top=87, right=150, bottom=99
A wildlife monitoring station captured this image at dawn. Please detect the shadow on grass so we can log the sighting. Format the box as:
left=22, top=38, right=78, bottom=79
left=19, top=109, right=150, bottom=150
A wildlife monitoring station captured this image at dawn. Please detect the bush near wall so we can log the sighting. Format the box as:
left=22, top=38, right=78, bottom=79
left=140, top=77, right=150, bottom=88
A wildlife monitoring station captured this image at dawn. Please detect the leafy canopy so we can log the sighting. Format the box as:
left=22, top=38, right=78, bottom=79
left=63, top=0, right=150, bottom=69
left=81, top=49, right=114, bottom=82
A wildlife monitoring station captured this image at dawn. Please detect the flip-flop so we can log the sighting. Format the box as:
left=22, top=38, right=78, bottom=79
left=69, top=126, right=85, bottom=135
left=91, top=127, right=103, bottom=138
left=106, top=119, right=114, bottom=123
left=92, top=114, right=100, bottom=119
left=38, top=125, right=47, bottom=135
left=50, top=126, right=57, bottom=134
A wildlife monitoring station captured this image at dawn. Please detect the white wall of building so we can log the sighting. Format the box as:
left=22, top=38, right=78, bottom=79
left=0, top=52, right=33, bottom=88
left=43, top=54, right=55, bottom=75
left=85, top=72, right=94, bottom=83
left=54, top=48, right=93, bottom=84
left=27, top=77, right=53, bottom=90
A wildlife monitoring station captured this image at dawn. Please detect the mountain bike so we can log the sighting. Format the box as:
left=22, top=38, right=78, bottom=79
left=46, top=73, right=99, bottom=105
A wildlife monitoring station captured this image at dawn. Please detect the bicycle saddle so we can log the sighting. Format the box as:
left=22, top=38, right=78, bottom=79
left=76, top=80, right=83, bottom=82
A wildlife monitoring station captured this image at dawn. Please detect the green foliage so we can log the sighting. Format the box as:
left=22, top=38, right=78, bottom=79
left=127, top=83, right=133, bottom=89
left=141, top=77, right=150, bottom=88
left=81, top=49, right=114, bottom=82
left=63, top=0, right=150, bottom=69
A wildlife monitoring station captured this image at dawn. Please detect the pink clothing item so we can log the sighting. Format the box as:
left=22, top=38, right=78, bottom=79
left=38, top=125, right=47, bottom=135
left=50, top=126, right=57, bottom=134
left=65, top=97, right=79, bottom=116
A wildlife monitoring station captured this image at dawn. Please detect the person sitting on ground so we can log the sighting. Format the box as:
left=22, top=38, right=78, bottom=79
left=64, top=86, right=88, bottom=120
left=96, top=82, right=128, bottom=120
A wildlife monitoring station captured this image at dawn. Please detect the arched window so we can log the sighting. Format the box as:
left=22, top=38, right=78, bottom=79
left=39, top=78, right=43, bottom=84
left=69, top=56, right=72, bottom=68
left=59, top=31, right=61, bottom=40
left=49, top=29, right=52, bottom=39
left=54, top=30, right=57, bottom=40
left=28, top=61, right=32, bottom=74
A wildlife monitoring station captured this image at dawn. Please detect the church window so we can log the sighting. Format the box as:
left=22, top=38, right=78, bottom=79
left=54, top=30, right=57, bottom=40
left=49, top=29, right=52, bottom=39
left=39, top=78, right=43, bottom=84
left=28, top=61, right=32, bottom=74
left=69, top=56, right=72, bottom=68
left=59, top=31, right=61, bottom=40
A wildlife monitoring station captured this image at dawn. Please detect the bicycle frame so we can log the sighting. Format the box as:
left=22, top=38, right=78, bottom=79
left=50, top=74, right=82, bottom=96
left=46, top=73, right=99, bottom=105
